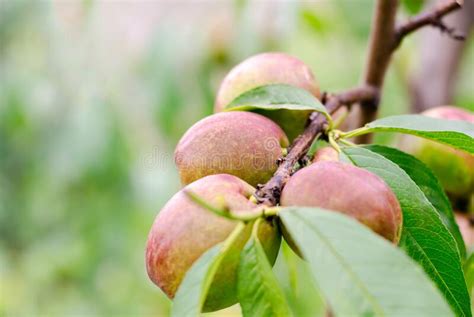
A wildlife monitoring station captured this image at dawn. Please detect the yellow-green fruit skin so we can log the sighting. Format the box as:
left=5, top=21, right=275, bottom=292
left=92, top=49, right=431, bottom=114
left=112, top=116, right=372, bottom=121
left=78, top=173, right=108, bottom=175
left=175, top=111, right=289, bottom=187
left=214, top=52, right=321, bottom=140
left=280, top=161, right=402, bottom=250
left=400, top=106, right=474, bottom=198
left=145, top=174, right=280, bottom=312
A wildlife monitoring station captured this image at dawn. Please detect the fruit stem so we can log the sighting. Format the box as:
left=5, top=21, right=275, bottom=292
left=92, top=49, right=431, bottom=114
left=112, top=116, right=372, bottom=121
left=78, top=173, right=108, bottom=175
left=339, top=126, right=371, bottom=139
left=232, top=206, right=280, bottom=221
left=248, top=195, right=258, bottom=204
left=323, top=112, right=335, bottom=131
left=263, top=207, right=280, bottom=217
left=251, top=218, right=263, bottom=239
left=222, top=222, right=247, bottom=251
left=339, top=138, right=357, bottom=147
left=185, top=189, right=280, bottom=222
left=328, top=131, right=342, bottom=153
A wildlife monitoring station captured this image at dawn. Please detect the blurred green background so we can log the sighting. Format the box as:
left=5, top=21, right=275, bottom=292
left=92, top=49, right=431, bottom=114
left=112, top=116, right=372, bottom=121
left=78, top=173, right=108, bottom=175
left=0, top=1, right=472, bottom=316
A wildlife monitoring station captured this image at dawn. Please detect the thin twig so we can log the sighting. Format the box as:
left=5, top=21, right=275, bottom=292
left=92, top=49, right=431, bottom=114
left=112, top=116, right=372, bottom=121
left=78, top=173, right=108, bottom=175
left=394, top=0, right=464, bottom=48
left=185, top=189, right=280, bottom=221
left=356, top=0, right=463, bottom=143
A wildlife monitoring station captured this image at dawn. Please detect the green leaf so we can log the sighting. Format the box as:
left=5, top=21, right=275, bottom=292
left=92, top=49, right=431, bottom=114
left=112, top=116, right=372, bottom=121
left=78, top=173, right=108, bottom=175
left=464, top=252, right=474, bottom=296
left=171, top=223, right=246, bottom=317
left=346, top=115, right=474, bottom=153
left=274, top=242, right=327, bottom=317
left=364, top=144, right=466, bottom=259
left=225, top=84, right=328, bottom=116
left=280, top=207, right=453, bottom=316
left=237, top=220, right=291, bottom=317
left=300, top=9, right=327, bottom=35
left=343, top=147, right=471, bottom=317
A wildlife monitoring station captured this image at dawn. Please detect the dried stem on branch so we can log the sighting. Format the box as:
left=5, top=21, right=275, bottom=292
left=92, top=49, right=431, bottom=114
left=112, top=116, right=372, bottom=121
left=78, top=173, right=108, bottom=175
left=254, top=0, right=463, bottom=206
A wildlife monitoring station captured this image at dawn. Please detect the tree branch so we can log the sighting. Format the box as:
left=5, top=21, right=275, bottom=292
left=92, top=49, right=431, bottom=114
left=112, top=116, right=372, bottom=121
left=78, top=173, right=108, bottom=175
left=254, top=0, right=463, bottom=206
left=356, top=0, right=463, bottom=143
left=357, top=0, right=399, bottom=143
left=255, top=86, right=378, bottom=206
left=409, top=0, right=472, bottom=112
left=394, top=0, right=464, bottom=48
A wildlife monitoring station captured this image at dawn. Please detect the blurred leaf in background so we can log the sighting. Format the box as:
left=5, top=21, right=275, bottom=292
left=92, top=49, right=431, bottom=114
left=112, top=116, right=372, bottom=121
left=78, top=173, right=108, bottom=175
left=401, top=0, right=425, bottom=15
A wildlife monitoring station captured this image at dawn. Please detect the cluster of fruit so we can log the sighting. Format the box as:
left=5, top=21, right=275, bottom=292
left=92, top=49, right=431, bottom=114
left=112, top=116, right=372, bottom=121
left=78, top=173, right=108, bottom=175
left=145, top=52, right=473, bottom=312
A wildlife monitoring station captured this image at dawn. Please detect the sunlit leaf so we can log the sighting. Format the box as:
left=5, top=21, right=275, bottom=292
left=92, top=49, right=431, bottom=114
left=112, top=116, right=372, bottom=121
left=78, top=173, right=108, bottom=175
left=347, top=115, right=474, bottom=153
left=343, top=147, right=471, bottom=316
left=238, top=220, right=291, bottom=317
left=226, top=84, right=327, bottom=116
left=171, top=223, right=246, bottom=317
left=280, top=207, right=453, bottom=316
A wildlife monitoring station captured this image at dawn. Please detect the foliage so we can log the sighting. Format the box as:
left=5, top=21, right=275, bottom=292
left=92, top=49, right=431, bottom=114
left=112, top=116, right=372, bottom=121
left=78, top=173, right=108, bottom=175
left=363, top=145, right=466, bottom=258
left=237, top=220, right=291, bottom=317
left=171, top=223, right=246, bottom=317
left=226, top=84, right=327, bottom=116
left=168, top=84, right=473, bottom=316
left=1, top=1, right=474, bottom=317
left=280, top=207, right=453, bottom=316
left=343, top=146, right=470, bottom=316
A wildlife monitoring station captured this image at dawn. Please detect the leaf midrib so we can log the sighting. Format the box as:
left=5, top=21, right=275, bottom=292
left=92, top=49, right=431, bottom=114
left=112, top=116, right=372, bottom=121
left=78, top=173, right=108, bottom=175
left=404, top=230, right=464, bottom=316
left=344, top=148, right=468, bottom=316
left=290, top=211, right=386, bottom=316
left=245, top=240, right=288, bottom=316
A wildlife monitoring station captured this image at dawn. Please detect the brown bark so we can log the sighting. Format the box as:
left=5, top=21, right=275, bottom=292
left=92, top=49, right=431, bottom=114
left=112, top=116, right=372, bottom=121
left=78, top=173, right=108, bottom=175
left=356, top=0, right=399, bottom=144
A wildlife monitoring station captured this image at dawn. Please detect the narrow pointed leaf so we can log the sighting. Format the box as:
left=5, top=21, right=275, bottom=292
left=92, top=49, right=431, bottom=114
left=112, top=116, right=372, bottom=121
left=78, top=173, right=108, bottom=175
left=280, top=207, right=453, bottom=316
left=225, top=84, right=328, bottom=116
left=343, top=147, right=470, bottom=317
left=171, top=223, right=245, bottom=317
left=350, top=115, right=474, bottom=153
left=276, top=242, right=327, bottom=317
left=364, top=144, right=466, bottom=258
left=238, top=226, right=291, bottom=317
left=464, top=252, right=474, bottom=296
